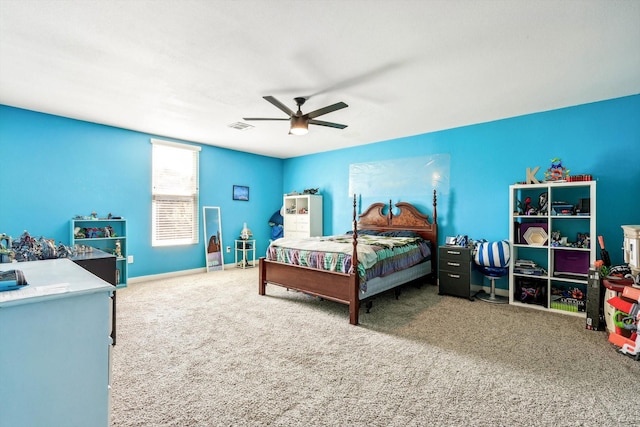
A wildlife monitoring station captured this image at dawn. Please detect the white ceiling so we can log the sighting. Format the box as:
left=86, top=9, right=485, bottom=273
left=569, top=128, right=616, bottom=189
left=1, top=1, right=639, bottom=159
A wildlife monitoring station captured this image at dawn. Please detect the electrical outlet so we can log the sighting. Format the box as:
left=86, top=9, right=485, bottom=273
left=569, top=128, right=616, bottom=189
left=226, top=246, right=231, bottom=253
left=127, top=255, right=134, bottom=264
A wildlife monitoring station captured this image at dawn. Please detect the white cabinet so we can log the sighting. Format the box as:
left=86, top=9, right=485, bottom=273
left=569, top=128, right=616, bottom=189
left=283, top=194, right=323, bottom=238
left=0, top=259, right=113, bottom=427
left=508, top=181, right=596, bottom=316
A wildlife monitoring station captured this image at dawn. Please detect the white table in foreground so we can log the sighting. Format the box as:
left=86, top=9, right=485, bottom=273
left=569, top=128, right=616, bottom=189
left=0, top=258, right=114, bottom=427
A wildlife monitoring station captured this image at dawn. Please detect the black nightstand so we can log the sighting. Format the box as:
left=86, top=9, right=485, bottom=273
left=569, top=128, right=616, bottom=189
left=438, top=245, right=480, bottom=300
left=71, top=249, right=117, bottom=285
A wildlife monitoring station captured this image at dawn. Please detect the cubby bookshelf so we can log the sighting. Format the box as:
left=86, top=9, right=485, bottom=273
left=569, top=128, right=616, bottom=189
left=283, top=194, right=323, bottom=238
left=509, top=181, right=596, bottom=316
left=70, top=218, right=127, bottom=287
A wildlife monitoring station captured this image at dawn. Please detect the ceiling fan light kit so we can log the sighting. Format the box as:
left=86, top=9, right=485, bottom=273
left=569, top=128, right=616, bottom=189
left=244, top=95, right=348, bottom=135
left=289, top=116, right=309, bottom=135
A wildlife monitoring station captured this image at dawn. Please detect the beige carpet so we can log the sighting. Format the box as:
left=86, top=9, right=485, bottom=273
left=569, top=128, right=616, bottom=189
left=110, top=267, right=640, bottom=426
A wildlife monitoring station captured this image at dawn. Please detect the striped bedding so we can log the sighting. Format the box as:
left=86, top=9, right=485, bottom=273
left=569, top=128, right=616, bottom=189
left=266, top=234, right=431, bottom=292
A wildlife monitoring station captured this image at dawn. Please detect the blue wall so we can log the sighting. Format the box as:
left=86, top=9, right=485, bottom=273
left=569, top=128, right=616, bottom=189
left=2, top=95, right=639, bottom=280
left=0, top=106, right=284, bottom=277
left=284, top=95, right=640, bottom=268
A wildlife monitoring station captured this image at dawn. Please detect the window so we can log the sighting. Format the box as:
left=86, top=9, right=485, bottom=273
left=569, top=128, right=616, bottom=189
left=151, top=139, right=201, bottom=246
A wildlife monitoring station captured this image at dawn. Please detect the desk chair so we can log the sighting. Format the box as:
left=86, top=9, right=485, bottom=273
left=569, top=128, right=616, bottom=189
left=474, top=240, right=510, bottom=304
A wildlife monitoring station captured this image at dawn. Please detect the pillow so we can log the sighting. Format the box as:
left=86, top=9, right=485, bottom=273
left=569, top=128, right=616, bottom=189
left=345, top=229, right=380, bottom=236
left=379, top=230, right=422, bottom=238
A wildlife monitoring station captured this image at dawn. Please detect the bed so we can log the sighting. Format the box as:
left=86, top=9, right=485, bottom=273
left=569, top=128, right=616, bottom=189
left=258, top=190, right=438, bottom=325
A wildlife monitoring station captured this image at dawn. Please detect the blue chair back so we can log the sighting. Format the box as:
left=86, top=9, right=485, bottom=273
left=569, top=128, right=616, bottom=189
left=475, top=240, right=511, bottom=268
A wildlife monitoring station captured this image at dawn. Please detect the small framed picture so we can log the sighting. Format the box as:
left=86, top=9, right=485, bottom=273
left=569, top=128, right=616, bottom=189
left=233, top=185, right=249, bottom=201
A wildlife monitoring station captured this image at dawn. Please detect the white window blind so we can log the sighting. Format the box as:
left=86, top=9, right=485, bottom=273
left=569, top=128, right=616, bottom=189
left=151, top=139, right=201, bottom=247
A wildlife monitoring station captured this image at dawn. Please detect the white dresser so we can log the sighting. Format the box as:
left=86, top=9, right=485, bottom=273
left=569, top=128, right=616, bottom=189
left=283, top=194, right=323, bottom=238
left=0, top=258, right=114, bottom=427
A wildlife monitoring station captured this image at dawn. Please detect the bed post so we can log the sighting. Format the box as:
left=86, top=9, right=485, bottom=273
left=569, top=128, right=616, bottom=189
left=432, top=189, right=437, bottom=226
left=431, top=189, right=438, bottom=285
left=350, top=194, right=360, bottom=325
left=258, top=257, right=266, bottom=295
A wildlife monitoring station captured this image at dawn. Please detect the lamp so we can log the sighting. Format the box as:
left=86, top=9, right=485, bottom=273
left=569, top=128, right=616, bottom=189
left=240, top=222, right=252, bottom=240
left=289, top=116, right=308, bottom=135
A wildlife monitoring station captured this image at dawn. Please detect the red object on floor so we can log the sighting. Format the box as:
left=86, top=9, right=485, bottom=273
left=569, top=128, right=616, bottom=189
left=622, top=286, right=640, bottom=302
left=602, top=278, right=635, bottom=293
left=608, top=332, right=637, bottom=352
left=607, top=296, right=634, bottom=314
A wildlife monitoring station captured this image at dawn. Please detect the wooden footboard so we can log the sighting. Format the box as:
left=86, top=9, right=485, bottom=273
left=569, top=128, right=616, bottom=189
left=259, top=257, right=361, bottom=324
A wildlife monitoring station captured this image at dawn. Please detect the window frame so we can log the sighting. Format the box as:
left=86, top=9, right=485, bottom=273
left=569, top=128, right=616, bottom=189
left=151, top=138, right=201, bottom=247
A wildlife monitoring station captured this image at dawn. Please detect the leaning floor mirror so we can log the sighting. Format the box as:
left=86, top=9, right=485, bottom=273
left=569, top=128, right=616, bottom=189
left=203, top=206, right=224, bottom=272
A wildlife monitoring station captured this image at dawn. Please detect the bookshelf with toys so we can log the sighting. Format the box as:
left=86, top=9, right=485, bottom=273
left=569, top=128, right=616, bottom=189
left=508, top=179, right=596, bottom=316
left=71, top=215, right=127, bottom=287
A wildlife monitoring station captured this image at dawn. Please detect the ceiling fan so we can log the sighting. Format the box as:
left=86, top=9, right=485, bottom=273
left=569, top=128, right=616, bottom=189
left=243, top=96, right=348, bottom=135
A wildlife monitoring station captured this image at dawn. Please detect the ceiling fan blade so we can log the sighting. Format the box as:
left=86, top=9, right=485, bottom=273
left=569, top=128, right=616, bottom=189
left=306, top=102, right=348, bottom=119
left=304, top=60, right=405, bottom=98
left=263, top=96, right=294, bottom=117
left=309, top=119, right=347, bottom=129
left=243, top=117, right=289, bottom=121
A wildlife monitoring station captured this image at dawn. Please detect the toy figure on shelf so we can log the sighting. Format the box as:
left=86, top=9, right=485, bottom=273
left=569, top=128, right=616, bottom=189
left=0, top=234, right=12, bottom=263
left=520, top=197, right=538, bottom=215
left=538, top=192, right=548, bottom=215
left=544, top=158, right=570, bottom=181
left=86, top=228, right=100, bottom=238
left=524, top=197, right=533, bottom=213
left=518, top=196, right=537, bottom=215
left=576, top=232, right=590, bottom=249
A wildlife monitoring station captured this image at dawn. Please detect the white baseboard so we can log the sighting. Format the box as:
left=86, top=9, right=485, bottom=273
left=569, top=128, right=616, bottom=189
left=127, top=262, right=249, bottom=284
left=128, top=267, right=206, bottom=284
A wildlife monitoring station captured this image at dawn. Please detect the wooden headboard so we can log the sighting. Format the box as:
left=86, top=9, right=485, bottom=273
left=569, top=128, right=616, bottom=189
left=356, top=189, right=438, bottom=248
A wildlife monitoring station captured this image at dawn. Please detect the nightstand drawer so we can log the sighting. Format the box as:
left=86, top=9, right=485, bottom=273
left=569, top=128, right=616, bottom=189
left=439, top=247, right=470, bottom=262
left=441, top=259, right=465, bottom=271
left=440, top=271, right=471, bottom=292
left=438, top=245, right=475, bottom=300
left=440, top=270, right=470, bottom=283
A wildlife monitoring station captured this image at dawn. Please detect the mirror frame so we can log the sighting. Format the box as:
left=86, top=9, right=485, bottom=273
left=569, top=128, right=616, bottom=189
left=203, top=206, right=224, bottom=272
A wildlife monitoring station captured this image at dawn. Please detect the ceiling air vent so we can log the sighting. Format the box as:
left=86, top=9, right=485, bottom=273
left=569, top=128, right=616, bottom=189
left=228, top=121, right=254, bottom=131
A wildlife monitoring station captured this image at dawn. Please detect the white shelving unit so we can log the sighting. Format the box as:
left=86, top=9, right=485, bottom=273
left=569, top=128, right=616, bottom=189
left=71, top=218, right=127, bottom=287
left=235, top=239, right=256, bottom=269
left=508, top=181, right=596, bottom=317
left=283, top=194, right=323, bottom=238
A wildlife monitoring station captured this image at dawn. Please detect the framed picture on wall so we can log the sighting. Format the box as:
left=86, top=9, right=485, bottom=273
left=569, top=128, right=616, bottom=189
left=233, top=185, right=249, bottom=201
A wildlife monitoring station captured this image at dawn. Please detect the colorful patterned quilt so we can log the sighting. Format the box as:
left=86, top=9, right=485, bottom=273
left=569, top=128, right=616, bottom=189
left=266, top=234, right=431, bottom=291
